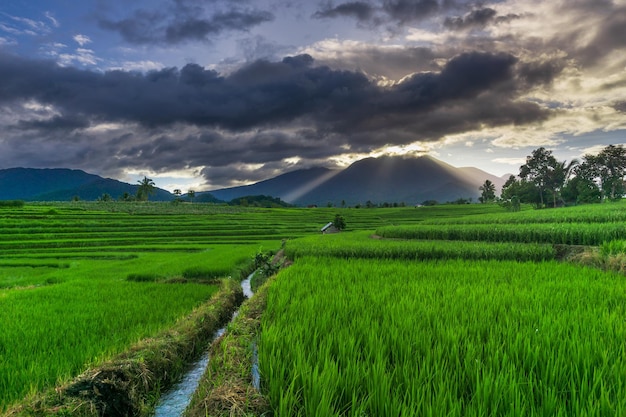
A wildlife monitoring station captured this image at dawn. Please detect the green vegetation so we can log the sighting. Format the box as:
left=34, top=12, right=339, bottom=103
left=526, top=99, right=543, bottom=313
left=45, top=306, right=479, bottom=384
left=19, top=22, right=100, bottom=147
left=260, top=258, right=626, bottom=416
left=286, top=231, right=556, bottom=262
left=6, top=199, right=626, bottom=416
left=8, top=279, right=243, bottom=417
left=502, top=144, right=626, bottom=207
left=0, top=200, right=24, bottom=208
left=256, top=199, right=626, bottom=416
left=185, top=275, right=273, bottom=417
left=3, top=201, right=473, bottom=411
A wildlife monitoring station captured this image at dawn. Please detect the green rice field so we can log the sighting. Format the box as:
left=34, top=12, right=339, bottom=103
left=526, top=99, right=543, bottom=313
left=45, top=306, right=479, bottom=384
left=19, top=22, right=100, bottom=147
left=260, top=257, right=626, bottom=416
left=3, top=200, right=626, bottom=415
left=2, top=201, right=478, bottom=412
left=258, top=201, right=626, bottom=416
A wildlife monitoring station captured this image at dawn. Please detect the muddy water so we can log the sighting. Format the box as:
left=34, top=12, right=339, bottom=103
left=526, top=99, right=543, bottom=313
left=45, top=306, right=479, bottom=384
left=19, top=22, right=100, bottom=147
left=152, top=272, right=255, bottom=417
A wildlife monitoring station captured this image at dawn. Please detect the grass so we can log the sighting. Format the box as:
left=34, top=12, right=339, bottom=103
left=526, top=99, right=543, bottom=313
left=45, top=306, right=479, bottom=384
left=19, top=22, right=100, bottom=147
left=185, top=275, right=273, bottom=417
left=5, top=278, right=244, bottom=417
left=2, top=202, right=463, bottom=411
left=7, top=200, right=626, bottom=415
left=259, top=257, right=626, bottom=416
left=285, top=231, right=557, bottom=261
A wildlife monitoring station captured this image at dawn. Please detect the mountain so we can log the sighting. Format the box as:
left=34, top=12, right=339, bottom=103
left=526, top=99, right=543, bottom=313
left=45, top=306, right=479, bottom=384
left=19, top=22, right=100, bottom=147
left=0, top=168, right=174, bottom=201
left=207, top=167, right=336, bottom=202
left=207, top=155, right=505, bottom=206
left=0, top=156, right=505, bottom=205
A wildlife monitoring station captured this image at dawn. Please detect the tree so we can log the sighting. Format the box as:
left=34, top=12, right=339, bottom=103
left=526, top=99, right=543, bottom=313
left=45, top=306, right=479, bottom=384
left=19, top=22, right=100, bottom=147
left=500, top=175, right=542, bottom=208
left=561, top=175, right=601, bottom=204
left=478, top=179, right=496, bottom=203
left=597, top=145, right=626, bottom=201
left=333, top=214, right=346, bottom=231
left=576, top=145, right=626, bottom=202
left=173, top=189, right=182, bottom=203
left=519, top=147, right=576, bottom=208
left=519, top=147, right=557, bottom=208
left=545, top=159, right=578, bottom=207
left=119, top=192, right=134, bottom=202
left=136, top=176, right=156, bottom=201
left=187, top=189, right=196, bottom=203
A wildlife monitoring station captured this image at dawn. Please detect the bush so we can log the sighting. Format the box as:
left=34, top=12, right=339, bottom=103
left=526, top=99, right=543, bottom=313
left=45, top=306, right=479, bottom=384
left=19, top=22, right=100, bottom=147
left=0, top=200, right=25, bottom=208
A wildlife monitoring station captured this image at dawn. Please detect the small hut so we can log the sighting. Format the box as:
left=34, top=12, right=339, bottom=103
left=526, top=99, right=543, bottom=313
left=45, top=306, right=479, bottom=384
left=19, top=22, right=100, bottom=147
left=321, top=222, right=339, bottom=234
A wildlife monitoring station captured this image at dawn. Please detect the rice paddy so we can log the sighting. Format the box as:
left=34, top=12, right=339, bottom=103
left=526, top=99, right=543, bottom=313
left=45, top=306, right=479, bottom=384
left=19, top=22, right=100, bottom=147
left=259, top=258, right=626, bottom=416
left=3, top=200, right=626, bottom=415
left=258, top=201, right=626, bottom=416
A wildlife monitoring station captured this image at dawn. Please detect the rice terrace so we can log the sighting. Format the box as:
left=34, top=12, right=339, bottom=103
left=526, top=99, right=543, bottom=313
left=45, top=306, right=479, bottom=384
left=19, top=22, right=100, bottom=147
left=1, top=199, right=626, bottom=416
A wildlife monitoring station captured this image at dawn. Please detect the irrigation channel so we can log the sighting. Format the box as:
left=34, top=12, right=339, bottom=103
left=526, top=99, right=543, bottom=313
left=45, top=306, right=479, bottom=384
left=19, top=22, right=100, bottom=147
left=153, top=272, right=258, bottom=417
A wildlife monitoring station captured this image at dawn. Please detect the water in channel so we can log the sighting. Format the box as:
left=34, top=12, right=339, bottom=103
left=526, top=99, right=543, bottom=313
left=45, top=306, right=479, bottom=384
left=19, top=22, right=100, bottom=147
left=153, top=272, right=255, bottom=417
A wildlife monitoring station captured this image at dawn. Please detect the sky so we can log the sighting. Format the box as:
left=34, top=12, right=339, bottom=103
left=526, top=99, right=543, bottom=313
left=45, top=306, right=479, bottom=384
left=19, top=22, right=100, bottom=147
left=0, top=0, right=625, bottom=192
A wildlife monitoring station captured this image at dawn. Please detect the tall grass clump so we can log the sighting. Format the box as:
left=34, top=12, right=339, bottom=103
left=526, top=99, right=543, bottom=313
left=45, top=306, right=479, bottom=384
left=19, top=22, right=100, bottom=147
left=259, top=257, right=626, bottom=416
left=286, top=231, right=556, bottom=261
left=377, top=222, right=626, bottom=245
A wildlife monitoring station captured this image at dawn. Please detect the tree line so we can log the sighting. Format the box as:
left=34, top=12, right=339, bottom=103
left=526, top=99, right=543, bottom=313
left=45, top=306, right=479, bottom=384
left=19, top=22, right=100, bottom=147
left=479, top=144, right=626, bottom=208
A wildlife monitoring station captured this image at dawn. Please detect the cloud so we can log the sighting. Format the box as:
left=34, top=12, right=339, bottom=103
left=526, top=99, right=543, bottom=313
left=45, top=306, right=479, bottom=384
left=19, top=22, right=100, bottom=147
left=44, top=12, right=60, bottom=28
left=0, top=13, right=53, bottom=37
left=0, top=50, right=550, bottom=140
left=98, top=1, right=274, bottom=45
left=313, top=2, right=377, bottom=22
left=313, top=0, right=475, bottom=26
left=443, top=8, right=497, bottom=30
left=73, top=34, right=92, bottom=46
left=298, top=39, right=440, bottom=81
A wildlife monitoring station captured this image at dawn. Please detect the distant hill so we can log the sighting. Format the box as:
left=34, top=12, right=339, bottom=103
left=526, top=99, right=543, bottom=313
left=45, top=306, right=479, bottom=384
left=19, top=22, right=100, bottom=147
left=0, top=155, right=505, bottom=205
left=207, top=167, right=335, bottom=202
left=0, top=168, right=174, bottom=201
left=207, top=155, right=505, bottom=206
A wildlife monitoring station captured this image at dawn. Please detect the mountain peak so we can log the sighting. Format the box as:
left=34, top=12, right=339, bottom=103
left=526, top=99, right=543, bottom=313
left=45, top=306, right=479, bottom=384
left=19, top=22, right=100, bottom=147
left=209, top=154, right=504, bottom=206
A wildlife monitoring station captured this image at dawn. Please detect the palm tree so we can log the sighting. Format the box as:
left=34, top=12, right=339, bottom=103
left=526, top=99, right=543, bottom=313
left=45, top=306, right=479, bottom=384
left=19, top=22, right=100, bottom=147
left=187, top=189, right=195, bottom=204
left=136, top=176, right=156, bottom=201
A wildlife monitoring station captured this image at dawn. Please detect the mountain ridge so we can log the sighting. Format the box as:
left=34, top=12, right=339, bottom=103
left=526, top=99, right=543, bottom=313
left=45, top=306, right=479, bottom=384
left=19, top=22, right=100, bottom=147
left=0, top=155, right=505, bottom=205
left=208, top=155, right=505, bottom=206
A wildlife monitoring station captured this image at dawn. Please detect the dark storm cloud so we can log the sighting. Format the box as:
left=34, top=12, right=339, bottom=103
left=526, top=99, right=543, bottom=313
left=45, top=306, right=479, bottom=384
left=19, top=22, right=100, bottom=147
left=313, top=0, right=473, bottom=25
left=310, top=45, right=439, bottom=81
left=443, top=7, right=524, bottom=31
left=577, top=7, right=626, bottom=66
left=382, top=0, right=441, bottom=22
left=98, top=0, right=274, bottom=45
left=443, top=7, right=497, bottom=30
left=164, top=10, right=274, bottom=43
left=615, top=102, right=626, bottom=113
left=517, top=58, right=566, bottom=88
left=0, top=50, right=548, bottom=137
left=313, top=2, right=376, bottom=21
left=0, top=49, right=557, bottom=185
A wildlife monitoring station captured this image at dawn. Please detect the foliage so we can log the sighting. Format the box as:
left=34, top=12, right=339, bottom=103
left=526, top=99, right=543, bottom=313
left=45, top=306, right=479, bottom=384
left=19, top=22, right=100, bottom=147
left=332, top=213, right=346, bottom=230
left=0, top=200, right=24, bottom=208
left=478, top=179, right=496, bottom=203
left=229, top=195, right=292, bottom=208
left=260, top=257, right=626, bottom=416
left=286, top=231, right=555, bottom=261
left=254, top=250, right=280, bottom=279
left=576, top=145, right=626, bottom=202
left=136, top=176, right=156, bottom=201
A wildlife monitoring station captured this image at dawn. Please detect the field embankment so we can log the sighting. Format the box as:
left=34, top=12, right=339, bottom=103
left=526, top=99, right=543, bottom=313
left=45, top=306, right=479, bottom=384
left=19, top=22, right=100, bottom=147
left=4, top=278, right=243, bottom=417
left=184, top=275, right=273, bottom=417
